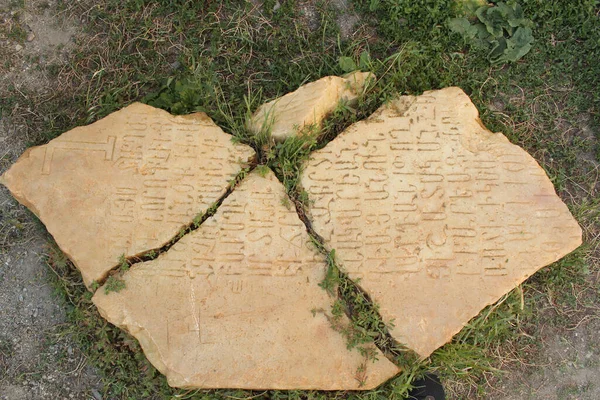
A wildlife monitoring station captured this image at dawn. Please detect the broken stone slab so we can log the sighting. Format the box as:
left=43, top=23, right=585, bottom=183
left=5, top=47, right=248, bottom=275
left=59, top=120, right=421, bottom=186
left=301, top=87, right=583, bottom=358
left=0, top=103, right=255, bottom=287
left=247, top=71, right=374, bottom=142
left=92, top=169, right=399, bottom=390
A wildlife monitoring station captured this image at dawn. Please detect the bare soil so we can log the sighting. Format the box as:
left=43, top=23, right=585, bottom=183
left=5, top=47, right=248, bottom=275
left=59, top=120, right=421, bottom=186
left=1, top=1, right=101, bottom=399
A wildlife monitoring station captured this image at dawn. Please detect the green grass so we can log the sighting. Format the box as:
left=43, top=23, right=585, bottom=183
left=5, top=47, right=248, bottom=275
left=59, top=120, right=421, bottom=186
left=5, top=0, right=599, bottom=398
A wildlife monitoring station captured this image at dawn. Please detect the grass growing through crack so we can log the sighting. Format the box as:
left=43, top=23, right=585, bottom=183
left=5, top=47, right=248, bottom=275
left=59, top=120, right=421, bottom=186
left=316, top=248, right=421, bottom=370
left=3, top=0, right=597, bottom=398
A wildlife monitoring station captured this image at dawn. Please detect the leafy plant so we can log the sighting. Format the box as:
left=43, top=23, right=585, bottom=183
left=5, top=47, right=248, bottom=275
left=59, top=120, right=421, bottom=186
left=104, top=276, right=126, bottom=294
left=144, top=74, right=217, bottom=116
left=338, top=50, right=373, bottom=73
left=449, top=2, right=534, bottom=64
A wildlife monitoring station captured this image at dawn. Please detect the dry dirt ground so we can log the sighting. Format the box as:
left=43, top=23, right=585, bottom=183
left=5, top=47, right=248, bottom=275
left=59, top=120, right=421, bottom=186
left=0, top=1, right=599, bottom=400
left=1, top=2, right=103, bottom=399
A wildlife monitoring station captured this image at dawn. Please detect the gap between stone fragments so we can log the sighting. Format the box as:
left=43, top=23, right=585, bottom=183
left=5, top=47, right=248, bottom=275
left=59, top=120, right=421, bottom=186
left=94, top=159, right=258, bottom=291
left=288, top=186, right=421, bottom=370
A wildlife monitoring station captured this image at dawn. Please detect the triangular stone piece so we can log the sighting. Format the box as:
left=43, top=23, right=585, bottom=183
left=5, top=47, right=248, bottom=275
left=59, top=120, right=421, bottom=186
left=92, top=169, right=399, bottom=390
left=248, top=71, right=374, bottom=142
left=0, top=103, right=255, bottom=286
left=301, top=87, right=582, bottom=358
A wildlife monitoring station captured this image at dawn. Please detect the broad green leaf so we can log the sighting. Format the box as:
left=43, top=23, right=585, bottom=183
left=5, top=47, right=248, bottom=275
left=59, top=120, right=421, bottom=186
left=359, top=50, right=372, bottom=69
left=512, top=26, right=534, bottom=48
left=472, top=22, right=493, bottom=49
left=499, top=26, right=534, bottom=62
left=338, top=56, right=357, bottom=73
left=512, top=2, right=525, bottom=20
left=500, top=41, right=532, bottom=63
left=496, top=2, right=515, bottom=20
left=480, top=7, right=506, bottom=37
left=448, top=17, right=479, bottom=40
left=455, top=0, right=487, bottom=16
left=488, top=37, right=508, bottom=63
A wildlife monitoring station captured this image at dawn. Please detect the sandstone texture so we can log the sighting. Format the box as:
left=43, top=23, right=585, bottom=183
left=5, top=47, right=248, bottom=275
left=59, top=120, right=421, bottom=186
left=92, top=169, right=399, bottom=390
left=0, top=103, right=255, bottom=286
left=301, top=87, right=583, bottom=358
left=248, top=71, right=374, bottom=141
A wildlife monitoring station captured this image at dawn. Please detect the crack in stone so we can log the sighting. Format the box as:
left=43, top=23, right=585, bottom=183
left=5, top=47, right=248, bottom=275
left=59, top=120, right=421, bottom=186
left=287, top=186, right=420, bottom=370
left=95, top=160, right=258, bottom=289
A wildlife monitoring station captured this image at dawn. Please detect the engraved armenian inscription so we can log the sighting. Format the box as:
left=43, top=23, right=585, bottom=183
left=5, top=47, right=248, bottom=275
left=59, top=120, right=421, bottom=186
left=92, top=170, right=400, bottom=390
left=0, top=83, right=583, bottom=391
left=0, top=103, right=255, bottom=286
left=301, top=87, right=582, bottom=358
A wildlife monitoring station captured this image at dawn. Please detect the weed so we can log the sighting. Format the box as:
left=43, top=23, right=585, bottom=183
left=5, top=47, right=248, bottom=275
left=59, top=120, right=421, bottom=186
left=117, top=253, right=129, bottom=272
left=266, top=133, right=317, bottom=199
left=146, top=250, right=157, bottom=260
left=449, top=2, right=534, bottom=64
left=89, top=281, right=100, bottom=292
left=103, top=276, right=126, bottom=294
left=316, top=246, right=421, bottom=375
left=319, top=249, right=340, bottom=296
left=255, top=164, right=271, bottom=177
left=228, top=166, right=253, bottom=189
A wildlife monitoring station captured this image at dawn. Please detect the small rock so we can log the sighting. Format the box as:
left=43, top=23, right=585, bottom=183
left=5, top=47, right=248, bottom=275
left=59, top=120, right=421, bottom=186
left=27, top=32, right=35, bottom=41
left=273, top=1, right=281, bottom=11
left=247, top=72, right=375, bottom=142
left=15, top=44, right=23, bottom=52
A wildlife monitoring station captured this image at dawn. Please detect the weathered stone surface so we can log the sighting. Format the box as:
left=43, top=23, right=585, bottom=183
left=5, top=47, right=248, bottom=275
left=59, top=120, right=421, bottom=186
left=92, top=169, right=399, bottom=390
left=248, top=71, right=374, bottom=141
left=301, top=87, right=583, bottom=358
left=0, top=103, right=255, bottom=287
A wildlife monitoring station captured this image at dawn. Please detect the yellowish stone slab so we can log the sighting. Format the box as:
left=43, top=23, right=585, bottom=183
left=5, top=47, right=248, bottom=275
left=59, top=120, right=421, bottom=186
left=248, top=71, right=374, bottom=141
left=92, top=169, right=399, bottom=390
left=301, top=87, right=582, bottom=358
left=0, top=103, right=255, bottom=287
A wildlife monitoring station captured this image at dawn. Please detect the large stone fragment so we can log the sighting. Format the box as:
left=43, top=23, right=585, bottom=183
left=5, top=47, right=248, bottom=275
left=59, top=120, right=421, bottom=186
left=248, top=71, right=374, bottom=141
left=0, top=103, right=255, bottom=286
left=301, top=87, right=582, bottom=358
left=92, top=169, right=399, bottom=390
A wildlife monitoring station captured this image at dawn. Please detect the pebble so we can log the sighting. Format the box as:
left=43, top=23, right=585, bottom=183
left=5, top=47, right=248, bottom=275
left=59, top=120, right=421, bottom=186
left=27, top=32, right=35, bottom=42
left=15, top=44, right=23, bottom=52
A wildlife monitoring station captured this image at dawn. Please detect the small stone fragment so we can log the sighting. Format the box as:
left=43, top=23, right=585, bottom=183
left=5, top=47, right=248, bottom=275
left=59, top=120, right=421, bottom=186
left=15, top=44, right=23, bottom=52
left=301, top=87, right=582, bottom=358
left=27, top=32, right=35, bottom=42
left=248, top=71, right=374, bottom=142
left=0, top=103, right=255, bottom=287
left=92, top=169, right=399, bottom=390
